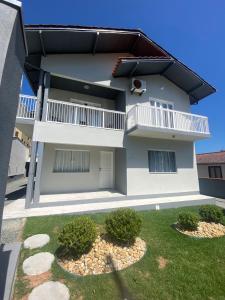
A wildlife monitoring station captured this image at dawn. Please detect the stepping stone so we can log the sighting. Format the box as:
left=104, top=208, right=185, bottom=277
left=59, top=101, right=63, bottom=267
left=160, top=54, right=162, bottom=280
left=23, top=252, right=54, bottom=276
left=28, top=281, right=70, bottom=300
left=24, top=234, right=50, bottom=249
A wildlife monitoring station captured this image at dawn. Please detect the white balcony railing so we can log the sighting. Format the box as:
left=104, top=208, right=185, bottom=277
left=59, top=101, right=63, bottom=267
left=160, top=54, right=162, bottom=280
left=127, top=104, right=210, bottom=135
left=17, top=94, right=37, bottom=119
left=46, top=99, right=126, bottom=130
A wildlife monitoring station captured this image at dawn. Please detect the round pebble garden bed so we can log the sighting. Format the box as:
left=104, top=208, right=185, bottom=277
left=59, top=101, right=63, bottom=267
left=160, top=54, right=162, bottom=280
left=176, top=221, right=225, bottom=238
left=58, top=235, right=146, bottom=276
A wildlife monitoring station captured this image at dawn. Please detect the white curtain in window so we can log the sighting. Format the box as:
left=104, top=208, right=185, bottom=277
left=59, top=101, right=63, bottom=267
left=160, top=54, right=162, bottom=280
left=53, top=150, right=90, bottom=173
left=148, top=150, right=176, bottom=172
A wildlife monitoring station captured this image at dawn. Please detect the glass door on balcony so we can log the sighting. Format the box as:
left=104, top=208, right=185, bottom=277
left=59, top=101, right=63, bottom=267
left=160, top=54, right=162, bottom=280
left=150, top=99, right=174, bottom=129
left=70, top=99, right=102, bottom=127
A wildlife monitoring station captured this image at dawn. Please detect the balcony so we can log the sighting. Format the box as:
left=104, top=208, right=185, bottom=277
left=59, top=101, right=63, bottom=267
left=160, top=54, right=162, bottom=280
left=33, top=99, right=125, bottom=148
left=127, top=104, right=210, bottom=141
left=17, top=95, right=210, bottom=144
left=16, top=95, right=125, bottom=147
left=17, top=94, right=37, bottom=120
left=16, top=95, right=37, bottom=138
left=46, top=99, right=125, bottom=130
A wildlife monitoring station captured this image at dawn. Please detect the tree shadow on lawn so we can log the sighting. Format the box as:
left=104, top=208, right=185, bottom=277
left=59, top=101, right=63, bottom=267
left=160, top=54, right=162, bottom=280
left=54, top=245, right=134, bottom=300
left=107, top=254, right=134, bottom=300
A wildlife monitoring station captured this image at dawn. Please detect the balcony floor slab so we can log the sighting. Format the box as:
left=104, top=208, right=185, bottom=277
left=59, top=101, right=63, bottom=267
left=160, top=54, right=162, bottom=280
left=128, top=125, right=210, bottom=141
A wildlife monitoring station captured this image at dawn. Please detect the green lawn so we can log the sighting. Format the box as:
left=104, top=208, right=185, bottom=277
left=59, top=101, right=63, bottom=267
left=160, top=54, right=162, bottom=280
left=14, top=206, right=225, bottom=300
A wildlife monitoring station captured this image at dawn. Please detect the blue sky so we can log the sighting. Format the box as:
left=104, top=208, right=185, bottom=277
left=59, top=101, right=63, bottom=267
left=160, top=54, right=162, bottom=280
left=21, top=0, right=224, bottom=154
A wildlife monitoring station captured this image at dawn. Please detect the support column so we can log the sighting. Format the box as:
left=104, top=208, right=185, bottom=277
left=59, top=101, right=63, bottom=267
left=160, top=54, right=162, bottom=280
left=33, top=142, right=44, bottom=204
left=29, top=72, right=50, bottom=206
left=25, top=141, right=38, bottom=208
left=25, top=70, right=44, bottom=208
left=42, top=72, right=50, bottom=121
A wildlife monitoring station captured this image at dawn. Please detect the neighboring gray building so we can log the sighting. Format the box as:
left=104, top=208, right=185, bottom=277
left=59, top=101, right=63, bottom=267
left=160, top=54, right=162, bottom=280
left=197, top=151, right=225, bottom=179
left=197, top=151, right=225, bottom=199
left=15, top=25, right=215, bottom=208
left=8, top=137, right=29, bottom=177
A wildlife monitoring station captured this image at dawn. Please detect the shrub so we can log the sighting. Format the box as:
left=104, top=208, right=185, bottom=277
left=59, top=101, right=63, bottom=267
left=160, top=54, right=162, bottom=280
left=199, top=205, right=223, bottom=223
left=105, top=208, right=142, bottom=244
left=221, top=216, right=225, bottom=226
left=177, top=212, right=199, bottom=231
left=58, top=216, right=97, bottom=257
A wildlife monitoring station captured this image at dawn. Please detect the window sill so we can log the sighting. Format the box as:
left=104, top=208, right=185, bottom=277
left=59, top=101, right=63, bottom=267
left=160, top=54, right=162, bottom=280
left=52, top=171, right=90, bottom=174
left=149, top=172, right=177, bottom=174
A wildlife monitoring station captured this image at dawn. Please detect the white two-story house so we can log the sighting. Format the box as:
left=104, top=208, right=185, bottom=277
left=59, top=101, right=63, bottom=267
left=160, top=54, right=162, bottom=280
left=16, top=25, right=215, bottom=209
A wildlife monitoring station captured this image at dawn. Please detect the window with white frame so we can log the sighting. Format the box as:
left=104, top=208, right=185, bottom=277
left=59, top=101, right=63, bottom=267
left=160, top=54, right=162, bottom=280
left=53, top=149, right=90, bottom=173
left=149, top=99, right=174, bottom=128
left=148, top=150, right=176, bottom=173
left=150, top=99, right=174, bottom=110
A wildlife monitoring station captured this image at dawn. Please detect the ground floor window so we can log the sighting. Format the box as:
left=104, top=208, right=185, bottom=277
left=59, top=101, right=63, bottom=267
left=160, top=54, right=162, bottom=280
left=53, top=149, right=90, bottom=173
left=148, top=150, right=176, bottom=173
left=208, top=166, right=222, bottom=179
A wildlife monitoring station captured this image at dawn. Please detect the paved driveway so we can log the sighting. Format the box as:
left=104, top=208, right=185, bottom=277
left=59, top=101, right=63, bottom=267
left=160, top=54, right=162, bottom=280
left=5, top=176, right=27, bottom=206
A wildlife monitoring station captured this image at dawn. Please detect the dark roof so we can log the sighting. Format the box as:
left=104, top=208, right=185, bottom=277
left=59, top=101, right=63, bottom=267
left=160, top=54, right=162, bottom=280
left=24, top=25, right=170, bottom=92
left=197, top=151, right=225, bottom=164
left=24, top=24, right=216, bottom=102
left=25, top=24, right=168, bottom=57
left=25, top=24, right=146, bottom=34
left=113, top=57, right=215, bottom=103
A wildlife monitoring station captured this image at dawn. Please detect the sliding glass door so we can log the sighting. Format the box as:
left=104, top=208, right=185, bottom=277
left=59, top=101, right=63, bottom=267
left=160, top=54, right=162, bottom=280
left=150, top=99, right=174, bottom=128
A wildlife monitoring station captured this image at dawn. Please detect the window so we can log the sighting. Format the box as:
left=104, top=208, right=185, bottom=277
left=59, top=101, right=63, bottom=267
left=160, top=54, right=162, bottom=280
left=150, top=99, right=174, bottom=128
left=150, top=99, right=174, bottom=110
left=208, top=166, right=222, bottom=179
left=53, top=150, right=90, bottom=173
left=148, top=150, right=176, bottom=173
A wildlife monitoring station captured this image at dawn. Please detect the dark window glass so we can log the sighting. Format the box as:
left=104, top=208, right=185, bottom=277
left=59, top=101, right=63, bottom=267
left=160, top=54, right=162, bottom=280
left=148, top=150, right=176, bottom=173
left=208, top=166, right=222, bottom=179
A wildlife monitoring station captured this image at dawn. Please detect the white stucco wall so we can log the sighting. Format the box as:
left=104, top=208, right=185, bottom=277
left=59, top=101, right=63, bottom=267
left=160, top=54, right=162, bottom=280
left=39, top=53, right=200, bottom=196
left=197, top=163, right=225, bottom=179
left=125, top=137, right=199, bottom=195
left=41, top=53, right=190, bottom=113
left=33, top=121, right=124, bottom=148
left=115, top=148, right=127, bottom=194
left=40, top=143, right=115, bottom=194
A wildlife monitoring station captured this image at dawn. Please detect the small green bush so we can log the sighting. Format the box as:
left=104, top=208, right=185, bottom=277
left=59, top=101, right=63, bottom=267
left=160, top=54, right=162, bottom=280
left=105, top=208, right=142, bottom=244
left=58, top=216, right=97, bottom=257
left=199, top=205, right=223, bottom=223
left=177, top=212, right=199, bottom=231
left=221, top=216, right=225, bottom=226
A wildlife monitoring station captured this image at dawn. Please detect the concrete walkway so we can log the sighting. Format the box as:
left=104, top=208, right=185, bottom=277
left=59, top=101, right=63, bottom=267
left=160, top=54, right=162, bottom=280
left=1, top=218, right=25, bottom=243
left=39, top=190, right=123, bottom=204
left=3, top=193, right=216, bottom=220
left=216, top=198, right=225, bottom=209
